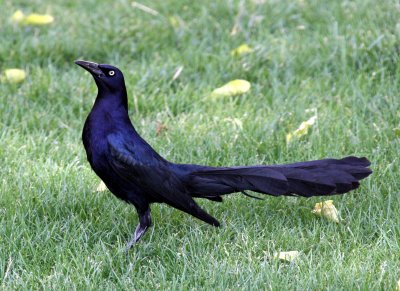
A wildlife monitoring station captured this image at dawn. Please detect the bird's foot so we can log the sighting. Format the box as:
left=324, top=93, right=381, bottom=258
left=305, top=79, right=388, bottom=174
left=125, top=223, right=149, bottom=250
left=125, top=208, right=151, bottom=252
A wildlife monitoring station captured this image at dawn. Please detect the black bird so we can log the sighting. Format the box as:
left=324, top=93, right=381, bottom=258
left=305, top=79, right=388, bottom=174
left=75, top=60, right=372, bottom=247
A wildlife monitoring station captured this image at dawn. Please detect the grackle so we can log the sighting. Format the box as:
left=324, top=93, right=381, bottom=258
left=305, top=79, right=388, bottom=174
left=75, top=60, right=372, bottom=247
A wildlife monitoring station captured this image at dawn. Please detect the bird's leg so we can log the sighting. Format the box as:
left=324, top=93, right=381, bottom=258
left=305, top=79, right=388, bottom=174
left=126, top=208, right=151, bottom=250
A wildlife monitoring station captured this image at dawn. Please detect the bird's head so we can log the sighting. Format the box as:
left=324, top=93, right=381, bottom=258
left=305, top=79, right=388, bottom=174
left=75, top=60, right=125, bottom=92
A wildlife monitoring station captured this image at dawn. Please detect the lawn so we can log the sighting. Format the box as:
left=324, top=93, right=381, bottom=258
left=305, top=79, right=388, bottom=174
left=1, top=0, right=399, bottom=289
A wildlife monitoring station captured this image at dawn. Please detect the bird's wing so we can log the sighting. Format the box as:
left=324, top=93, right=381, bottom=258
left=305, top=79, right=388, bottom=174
left=106, top=133, right=198, bottom=210
left=106, top=133, right=220, bottom=226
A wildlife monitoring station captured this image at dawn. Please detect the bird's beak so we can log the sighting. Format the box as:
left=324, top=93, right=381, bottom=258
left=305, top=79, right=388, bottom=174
left=75, top=60, right=104, bottom=77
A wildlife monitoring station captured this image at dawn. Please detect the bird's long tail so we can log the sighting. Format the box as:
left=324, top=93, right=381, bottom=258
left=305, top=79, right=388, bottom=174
left=189, top=156, right=372, bottom=198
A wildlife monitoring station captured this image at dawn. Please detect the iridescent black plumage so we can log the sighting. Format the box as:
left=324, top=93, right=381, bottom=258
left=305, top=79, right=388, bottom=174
left=76, top=60, right=372, bottom=247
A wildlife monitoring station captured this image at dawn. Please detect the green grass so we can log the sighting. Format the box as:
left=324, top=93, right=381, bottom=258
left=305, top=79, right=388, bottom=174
left=1, top=0, right=399, bottom=289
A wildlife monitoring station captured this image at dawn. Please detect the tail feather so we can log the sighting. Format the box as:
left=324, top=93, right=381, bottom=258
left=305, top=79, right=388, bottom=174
left=189, top=156, right=372, bottom=198
left=192, top=167, right=289, bottom=195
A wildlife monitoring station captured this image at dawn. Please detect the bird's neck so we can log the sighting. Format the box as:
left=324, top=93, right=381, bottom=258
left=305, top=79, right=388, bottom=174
left=94, top=85, right=129, bottom=114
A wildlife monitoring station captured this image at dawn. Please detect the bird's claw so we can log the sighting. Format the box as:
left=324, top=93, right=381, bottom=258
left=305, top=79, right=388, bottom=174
left=124, top=223, right=149, bottom=252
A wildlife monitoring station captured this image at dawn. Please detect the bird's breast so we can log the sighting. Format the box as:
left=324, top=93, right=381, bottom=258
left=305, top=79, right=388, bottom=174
left=82, top=118, right=110, bottom=173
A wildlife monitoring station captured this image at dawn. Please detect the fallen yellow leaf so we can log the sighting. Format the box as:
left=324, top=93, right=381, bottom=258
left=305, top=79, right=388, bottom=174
left=24, top=13, right=54, bottom=25
left=11, top=10, right=25, bottom=23
left=231, top=44, right=253, bottom=56
left=211, top=79, right=251, bottom=97
left=273, top=251, right=300, bottom=262
left=286, top=115, right=317, bottom=143
left=397, top=278, right=400, bottom=291
left=96, top=181, right=107, bottom=192
left=11, top=10, right=54, bottom=25
left=3, top=69, right=26, bottom=84
left=311, top=200, right=339, bottom=223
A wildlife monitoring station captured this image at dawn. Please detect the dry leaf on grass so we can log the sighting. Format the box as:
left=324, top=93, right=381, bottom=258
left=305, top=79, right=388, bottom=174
left=96, top=181, right=107, bottom=192
left=211, top=79, right=251, bottom=98
left=311, top=200, right=339, bottom=223
left=231, top=44, right=253, bottom=56
left=273, top=251, right=300, bottom=263
left=24, top=13, right=54, bottom=25
left=12, top=10, right=54, bottom=25
left=286, top=115, right=317, bottom=143
left=11, top=10, right=25, bottom=23
left=2, top=69, right=26, bottom=84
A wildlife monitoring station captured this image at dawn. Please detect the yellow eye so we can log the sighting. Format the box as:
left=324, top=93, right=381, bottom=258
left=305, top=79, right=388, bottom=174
left=109, top=70, right=115, bottom=76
